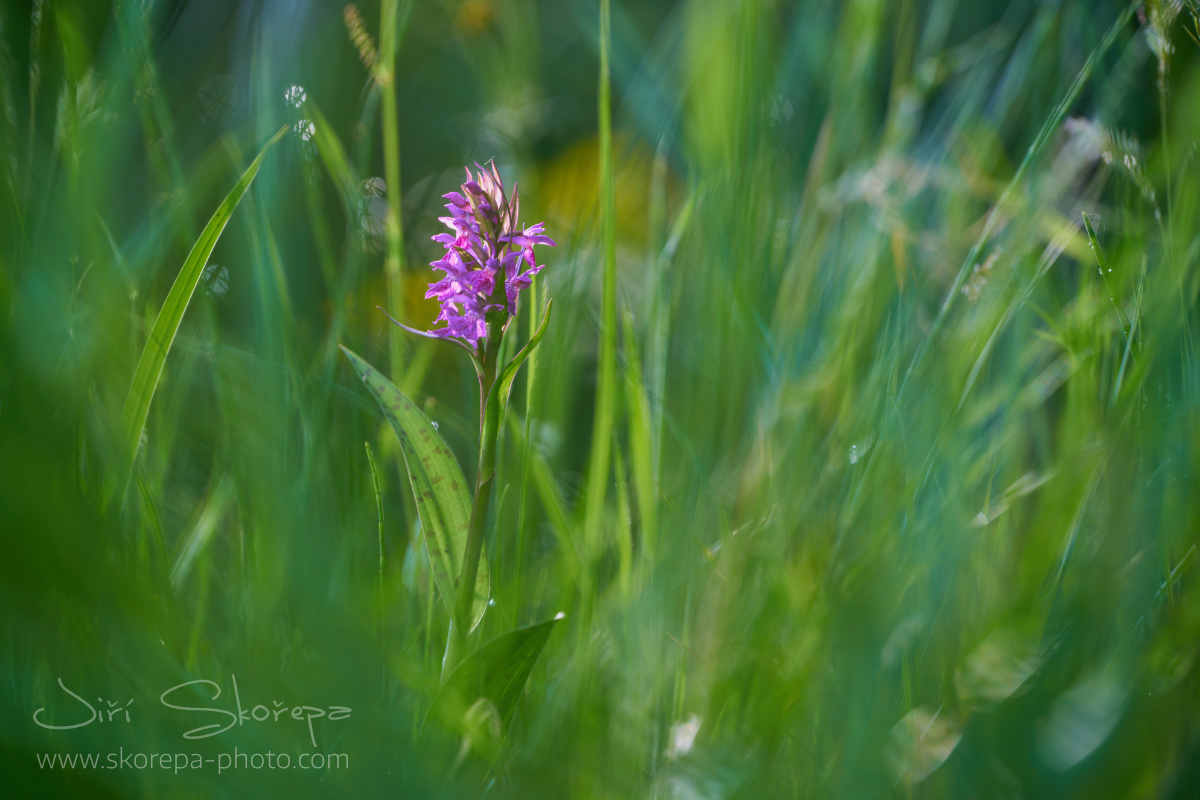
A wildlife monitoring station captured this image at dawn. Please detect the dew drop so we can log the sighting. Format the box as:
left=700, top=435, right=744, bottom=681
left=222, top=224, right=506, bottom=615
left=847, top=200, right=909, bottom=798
left=294, top=119, right=315, bottom=141
left=284, top=85, right=307, bottom=108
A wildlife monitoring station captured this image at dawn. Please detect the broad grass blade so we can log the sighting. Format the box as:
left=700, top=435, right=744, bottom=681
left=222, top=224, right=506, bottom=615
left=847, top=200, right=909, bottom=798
left=120, top=125, right=287, bottom=475
left=425, top=616, right=561, bottom=746
left=340, top=345, right=489, bottom=632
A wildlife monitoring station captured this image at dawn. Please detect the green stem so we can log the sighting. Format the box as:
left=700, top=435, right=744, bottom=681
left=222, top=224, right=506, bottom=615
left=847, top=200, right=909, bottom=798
left=442, top=621, right=467, bottom=679
left=380, top=0, right=407, bottom=383
left=365, top=441, right=386, bottom=690
left=442, top=334, right=502, bottom=680
left=583, top=0, right=618, bottom=560
left=1160, top=65, right=1173, bottom=233
left=365, top=441, right=385, bottom=595
left=1082, top=212, right=1137, bottom=361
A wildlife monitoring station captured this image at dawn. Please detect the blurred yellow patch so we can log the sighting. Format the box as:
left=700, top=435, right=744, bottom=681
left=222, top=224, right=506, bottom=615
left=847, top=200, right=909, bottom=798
left=537, top=135, right=662, bottom=249
left=340, top=264, right=441, bottom=337
left=454, top=0, right=496, bottom=34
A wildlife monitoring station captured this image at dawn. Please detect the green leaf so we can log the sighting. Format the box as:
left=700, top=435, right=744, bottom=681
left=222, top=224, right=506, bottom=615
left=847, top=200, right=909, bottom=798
left=340, top=346, right=489, bottom=632
left=1082, top=211, right=1136, bottom=359
left=121, top=125, right=288, bottom=474
left=585, top=0, right=618, bottom=557
left=494, top=299, right=554, bottom=419
left=169, top=473, right=234, bottom=590
left=479, top=300, right=554, bottom=474
left=622, top=310, right=657, bottom=560
left=302, top=101, right=359, bottom=213
left=425, top=616, right=561, bottom=750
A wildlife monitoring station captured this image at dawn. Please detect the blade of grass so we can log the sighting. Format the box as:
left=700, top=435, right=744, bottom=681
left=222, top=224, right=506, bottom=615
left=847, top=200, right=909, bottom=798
left=901, top=0, right=1138, bottom=394
left=366, top=440, right=385, bottom=592
left=649, top=189, right=696, bottom=484
left=120, top=125, right=287, bottom=484
left=365, top=440, right=387, bottom=691
left=1112, top=257, right=1146, bottom=410
left=116, top=2, right=192, bottom=248
left=622, top=309, right=657, bottom=561
left=614, top=446, right=632, bottom=598
left=848, top=1, right=1138, bottom=522
left=583, top=0, right=618, bottom=561
left=303, top=101, right=360, bottom=213
left=169, top=473, right=233, bottom=590
left=379, top=0, right=411, bottom=383
left=515, top=284, right=542, bottom=619
left=1083, top=211, right=1137, bottom=362
left=506, top=412, right=580, bottom=582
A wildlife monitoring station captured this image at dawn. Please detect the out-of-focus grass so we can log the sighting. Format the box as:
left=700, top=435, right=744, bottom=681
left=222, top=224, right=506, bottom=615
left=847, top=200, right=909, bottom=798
left=2, top=0, right=1200, bottom=798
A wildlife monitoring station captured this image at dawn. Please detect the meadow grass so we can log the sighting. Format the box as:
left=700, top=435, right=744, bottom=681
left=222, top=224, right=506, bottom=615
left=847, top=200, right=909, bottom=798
left=2, top=0, right=1200, bottom=797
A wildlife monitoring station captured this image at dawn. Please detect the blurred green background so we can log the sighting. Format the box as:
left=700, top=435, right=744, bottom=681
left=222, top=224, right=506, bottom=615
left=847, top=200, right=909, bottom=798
left=3, top=0, right=1200, bottom=797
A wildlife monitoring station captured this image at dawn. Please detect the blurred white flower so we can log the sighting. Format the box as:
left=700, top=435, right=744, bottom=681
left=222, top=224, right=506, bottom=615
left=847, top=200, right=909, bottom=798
left=666, top=714, right=702, bottom=759
left=885, top=706, right=962, bottom=785
left=1036, top=673, right=1124, bottom=771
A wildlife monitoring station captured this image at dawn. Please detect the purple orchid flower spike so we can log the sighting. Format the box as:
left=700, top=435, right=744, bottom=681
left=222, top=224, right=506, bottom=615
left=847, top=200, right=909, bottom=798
left=404, top=160, right=554, bottom=352
left=368, top=159, right=560, bottom=681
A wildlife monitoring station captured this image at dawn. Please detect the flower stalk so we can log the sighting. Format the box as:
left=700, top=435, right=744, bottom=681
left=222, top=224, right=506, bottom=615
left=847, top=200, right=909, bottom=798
left=444, top=334, right=501, bottom=675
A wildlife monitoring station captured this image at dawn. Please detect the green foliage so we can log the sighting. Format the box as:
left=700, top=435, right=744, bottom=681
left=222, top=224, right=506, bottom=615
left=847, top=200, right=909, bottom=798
left=425, top=616, right=561, bottom=757
left=583, top=0, right=619, bottom=563
left=5, top=0, right=1200, bottom=797
left=481, top=299, right=553, bottom=479
left=119, top=125, right=287, bottom=481
left=341, top=345, right=490, bottom=634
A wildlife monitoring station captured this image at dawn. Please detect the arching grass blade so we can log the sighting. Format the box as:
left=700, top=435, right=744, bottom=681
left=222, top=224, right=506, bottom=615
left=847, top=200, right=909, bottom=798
left=120, top=125, right=288, bottom=479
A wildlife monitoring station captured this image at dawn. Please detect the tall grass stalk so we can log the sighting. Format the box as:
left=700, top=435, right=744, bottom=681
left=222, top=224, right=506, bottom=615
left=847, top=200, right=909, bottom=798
left=380, top=0, right=408, bottom=382
left=515, top=279, right=539, bottom=619
left=583, top=0, right=619, bottom=580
